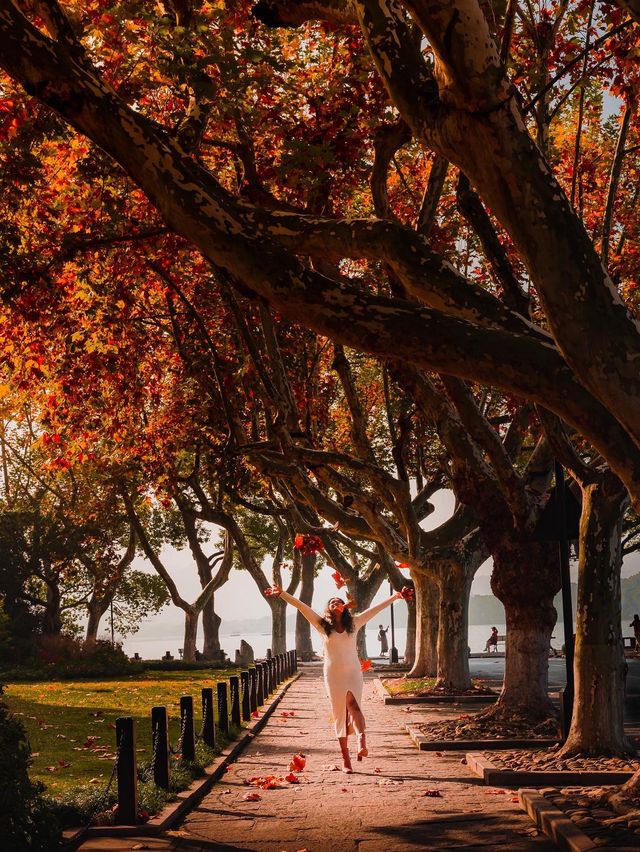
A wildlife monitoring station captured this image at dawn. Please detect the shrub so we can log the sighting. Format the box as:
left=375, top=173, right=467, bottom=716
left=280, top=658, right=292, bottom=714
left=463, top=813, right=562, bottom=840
left=0, top=685, right=61, bottom=850
left=1, top=636, right=145, bottom=680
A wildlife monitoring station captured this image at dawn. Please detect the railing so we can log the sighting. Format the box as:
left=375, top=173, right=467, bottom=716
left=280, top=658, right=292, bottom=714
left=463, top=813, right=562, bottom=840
left=112, top=650, right=297, bottom=824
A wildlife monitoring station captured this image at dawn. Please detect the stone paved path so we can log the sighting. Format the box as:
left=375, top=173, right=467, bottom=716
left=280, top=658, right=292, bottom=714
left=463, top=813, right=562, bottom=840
left=79, top=668, right=557, bottom=852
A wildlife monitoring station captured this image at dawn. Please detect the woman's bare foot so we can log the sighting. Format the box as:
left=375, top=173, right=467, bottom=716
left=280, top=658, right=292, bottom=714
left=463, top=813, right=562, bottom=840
left=340, top=747, right=353, bottom=773
left=356, top=733, right=368, bottom=761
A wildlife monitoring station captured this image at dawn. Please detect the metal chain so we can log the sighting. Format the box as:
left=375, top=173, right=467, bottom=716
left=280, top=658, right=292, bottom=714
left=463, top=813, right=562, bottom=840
left=195, top=694, right=209, bottom=741
left=64, top=732, right=123, bottom=847
left=169, top=709, right=188, bottom=755
left=138, top=724, right=160, bottom=783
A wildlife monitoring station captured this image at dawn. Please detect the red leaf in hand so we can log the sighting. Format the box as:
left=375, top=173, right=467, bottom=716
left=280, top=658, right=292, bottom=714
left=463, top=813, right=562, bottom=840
left=360, top=659, right=372, bottom=672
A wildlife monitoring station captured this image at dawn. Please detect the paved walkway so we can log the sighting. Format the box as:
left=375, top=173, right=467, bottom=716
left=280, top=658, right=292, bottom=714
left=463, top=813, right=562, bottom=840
left=79, top=668, right=556, bottom=852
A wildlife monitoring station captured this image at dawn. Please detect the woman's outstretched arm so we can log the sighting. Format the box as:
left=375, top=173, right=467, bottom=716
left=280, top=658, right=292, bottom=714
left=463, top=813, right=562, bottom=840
left=353, top=587, right=413, bottom=630
left=265, top=585, right=325, bottom=635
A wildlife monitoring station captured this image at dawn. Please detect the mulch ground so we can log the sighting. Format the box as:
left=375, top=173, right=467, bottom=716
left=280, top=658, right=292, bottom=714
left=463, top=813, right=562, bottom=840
left=485, top=747, right=640, bottom=774
left=414, top=712, right=560, bottom=743
left=540, top=786, right=640, bottom=847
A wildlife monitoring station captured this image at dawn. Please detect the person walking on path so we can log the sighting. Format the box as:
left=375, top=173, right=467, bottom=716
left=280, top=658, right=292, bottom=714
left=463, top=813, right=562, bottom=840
left=265, top=582, right=413, bottom=773
left=377, top=624, right=389, bottom=657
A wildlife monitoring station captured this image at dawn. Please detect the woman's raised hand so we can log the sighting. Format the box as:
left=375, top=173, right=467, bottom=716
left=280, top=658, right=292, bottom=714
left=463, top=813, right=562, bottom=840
left=395, top=586, right=414, bottom=602
left=264, top=584, right=283, bottom=597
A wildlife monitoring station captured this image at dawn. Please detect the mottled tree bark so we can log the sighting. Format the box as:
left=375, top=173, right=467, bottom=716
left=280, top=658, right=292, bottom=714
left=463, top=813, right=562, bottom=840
left=408, top=570, right=438, bottom=677
left=295, top=553, right=316, bottom=661
left=435, top=559, right=473, bottom=691
left=561, top=475, right=630, bottom=756
left=85, top=597, right=109, bottom=643
left=270, top=595, right=287, bottom=655
left=490, top=540, right=560, bottom=719
left=183, top=609, right=199, bottom=663
left=403, top=593, right=416, bottom=667
left=202, top=595, right=222, bottom=659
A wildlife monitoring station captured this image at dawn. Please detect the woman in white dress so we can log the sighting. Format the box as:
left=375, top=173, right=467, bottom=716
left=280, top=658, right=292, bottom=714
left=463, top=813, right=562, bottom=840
left=264, top=583, right=413, bottom=772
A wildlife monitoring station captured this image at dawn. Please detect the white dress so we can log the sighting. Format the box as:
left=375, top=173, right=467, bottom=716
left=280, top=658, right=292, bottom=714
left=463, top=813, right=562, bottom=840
left=280, top=591, right=395, bottom=738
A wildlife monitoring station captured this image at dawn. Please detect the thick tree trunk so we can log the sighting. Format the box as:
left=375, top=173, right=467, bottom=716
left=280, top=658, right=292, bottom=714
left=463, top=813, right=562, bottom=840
left=182, top=609, right=198, bottom=663
left=560, top=476, right=629, bottom=756
left=85, top=598, right=109, bottom=643
left=202, top=594, right=222, bottom=659
left=271, top=596, right=287, bottom=655
left=42, top=578, right=62, bottom=636
left=408, top=570, right=438, bottom=677
left=435, top=560, right=473, bottom=691
left=490, top=540, right=559, bottom=719
left=404, top=592, right=416, bottom=667
left=295, top=553, right=316, bottom=661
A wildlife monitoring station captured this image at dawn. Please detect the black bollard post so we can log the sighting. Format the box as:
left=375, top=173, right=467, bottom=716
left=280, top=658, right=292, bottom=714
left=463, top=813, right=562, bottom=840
left=248, top=667, right=258, bottom=714
left=260, top=662, right=270, bottom=698
left=151, top=707, right=170, bottom=790
left=240, top=671, right=251, bottom=722
left=284, top=652, right=290, bottom=678
left=180, top=696, right=195, bottom=762
left=266, top=647, right=272, bottom=659
left=229, top=675, right=241, bottom=727
left=115, top=716, right=138, bottom=824
left=256, top=663, right=264, bottom=706
left=292, top=649, right=298, bottom=672
left=277, top=654, right=284, bottom=683
left=217, top=680, right=229, bottom=737
left=201, top=688, right=215, bottom=749
left=269, top=658, right=276, bottom=692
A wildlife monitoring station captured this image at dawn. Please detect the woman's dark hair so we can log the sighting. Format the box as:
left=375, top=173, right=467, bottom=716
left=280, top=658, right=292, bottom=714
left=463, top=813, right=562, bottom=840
left=321, top=599, right=354, bottom=636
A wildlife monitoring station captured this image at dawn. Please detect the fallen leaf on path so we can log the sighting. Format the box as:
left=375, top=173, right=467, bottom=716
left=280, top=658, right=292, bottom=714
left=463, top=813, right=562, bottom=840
left=225, top=764, right=235, bottom=772
left=511, top=797, right=519, bottom=803
left=341, top=787, right=348, bottom=792
left=484, top=789, right=506, bottom=795
left=322, top=764, right=339, bottom=771
left=289, top=753, right=306, bottom=771
left=435, top=751, right=443, bottom=757
left=421, top=790, right=442, bottom=797
left=285, top=772, right=300, bottom=783
left=244, top=792, right=261, bottom=801
left=251, top=711, right=260, bottom=718
left=373, top=767, right=381, bottom=774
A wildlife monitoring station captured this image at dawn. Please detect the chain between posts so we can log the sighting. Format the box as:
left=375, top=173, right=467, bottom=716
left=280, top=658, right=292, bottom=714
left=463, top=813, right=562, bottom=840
left=169, top=708, right=188, bottom=755
left=195, top=692, right=209, bottom=741
left=64, top=732, right=123, bottom=847
left=138, top=723, right=160, bottom=782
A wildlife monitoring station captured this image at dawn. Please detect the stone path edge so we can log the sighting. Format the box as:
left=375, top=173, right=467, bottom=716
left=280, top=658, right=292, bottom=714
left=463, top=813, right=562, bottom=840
left=373, top=677, right=498, bottom=705
left=468, top=752, right=635, bottom=787
left=519, top=788, right=597, bottom=852
left=406, top=724, right=559, bottom=752
left=64, top=671, right=302, bottom=848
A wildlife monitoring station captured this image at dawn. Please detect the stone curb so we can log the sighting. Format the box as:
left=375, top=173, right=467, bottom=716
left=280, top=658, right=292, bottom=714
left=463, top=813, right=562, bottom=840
left=519, top=788, right=597, bottom=851
left=405, top=724, right=558, bottom=752
left=64, top=671, right=302, bottom=847
left=467, top=752, right=635, bottom=787
left=374, top=677, right=498, bottom=705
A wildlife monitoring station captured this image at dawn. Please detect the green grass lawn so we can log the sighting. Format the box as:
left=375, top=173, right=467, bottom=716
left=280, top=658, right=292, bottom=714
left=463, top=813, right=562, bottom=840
left=4, top=669, right=236, bottom=797
left=382, top=676, right=494, bottom=696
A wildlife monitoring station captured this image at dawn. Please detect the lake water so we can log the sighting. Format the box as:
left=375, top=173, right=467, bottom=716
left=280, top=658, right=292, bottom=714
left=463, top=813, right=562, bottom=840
left=122, top=623, right=511, bottom=661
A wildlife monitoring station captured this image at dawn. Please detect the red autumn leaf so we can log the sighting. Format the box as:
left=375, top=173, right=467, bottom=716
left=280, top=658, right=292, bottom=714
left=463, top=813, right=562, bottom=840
left=137, top=808, right=150, bottom=822
left=285, top=772, right=300, bottom=783
left=511, top=797, right=519, bottom=803
left=374, top=767, right=381, bottom=773
left=244, top=792, right=261, bottom=801
left=435, top=751, right=443, bottom=757
left=331, top=571, right=346, bottom=589
left=251, top=710, right=259, bottom=718
left=58, top=760, right=71, bottom=768
left=341, top=787, right=348, bottom=792
left=422, top=790, right=442, bottom=797
left=289, top=753, right=306, bottom=771
left=360, top=659, right=372, bottom=672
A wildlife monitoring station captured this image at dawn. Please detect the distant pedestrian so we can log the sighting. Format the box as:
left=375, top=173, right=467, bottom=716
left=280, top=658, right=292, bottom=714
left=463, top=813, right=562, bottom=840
left=378, top=625, right=389, bottom=657
left=484, top=626, right=499, bottom=653
left=630, top=614, right=640, bottom=652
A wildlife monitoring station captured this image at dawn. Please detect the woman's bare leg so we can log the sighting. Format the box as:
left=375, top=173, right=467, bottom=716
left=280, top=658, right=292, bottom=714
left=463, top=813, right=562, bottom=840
left=338, top=736, right=352, bottom=773
left=346, top=691, right=367, bottom=759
